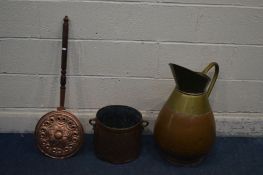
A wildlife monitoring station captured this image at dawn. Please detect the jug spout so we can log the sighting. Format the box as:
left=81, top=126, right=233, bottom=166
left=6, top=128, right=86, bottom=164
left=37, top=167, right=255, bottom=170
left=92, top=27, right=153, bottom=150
left=169, top=63, right=211, bottom=94
left=169, top=63, right=179, bottom=83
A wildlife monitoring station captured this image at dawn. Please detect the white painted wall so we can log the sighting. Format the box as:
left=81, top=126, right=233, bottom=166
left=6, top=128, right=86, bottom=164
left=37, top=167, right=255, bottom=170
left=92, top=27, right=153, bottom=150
left=0, top=0, right=263, bottom=136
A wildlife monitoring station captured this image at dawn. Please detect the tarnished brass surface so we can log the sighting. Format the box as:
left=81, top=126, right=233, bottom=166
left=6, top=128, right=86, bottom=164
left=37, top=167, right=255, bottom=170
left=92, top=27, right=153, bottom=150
left=166, top=89, right=211, bottom=116
left=35, top=110, right=84, bottom=159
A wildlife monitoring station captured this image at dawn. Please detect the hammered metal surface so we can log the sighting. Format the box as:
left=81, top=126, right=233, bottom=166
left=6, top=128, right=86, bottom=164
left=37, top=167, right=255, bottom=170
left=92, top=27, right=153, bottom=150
left=35, top=111, right=84, bottom=159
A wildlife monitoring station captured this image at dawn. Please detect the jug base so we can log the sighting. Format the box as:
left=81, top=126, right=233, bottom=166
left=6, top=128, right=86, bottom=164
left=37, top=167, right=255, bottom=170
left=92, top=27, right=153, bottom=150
left=164, top=153, right=206, bottom=166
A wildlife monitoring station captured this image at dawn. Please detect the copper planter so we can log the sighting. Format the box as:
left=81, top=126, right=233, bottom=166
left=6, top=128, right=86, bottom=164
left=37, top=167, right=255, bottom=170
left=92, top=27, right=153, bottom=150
left=89, top=105, right=148, bottom=164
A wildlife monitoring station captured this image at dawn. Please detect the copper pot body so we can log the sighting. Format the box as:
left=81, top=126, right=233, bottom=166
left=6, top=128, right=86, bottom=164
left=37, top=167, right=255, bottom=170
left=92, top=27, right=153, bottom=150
left=89, top=105, right=148, bottom=164
left=154, top=62, right=219, bottom=165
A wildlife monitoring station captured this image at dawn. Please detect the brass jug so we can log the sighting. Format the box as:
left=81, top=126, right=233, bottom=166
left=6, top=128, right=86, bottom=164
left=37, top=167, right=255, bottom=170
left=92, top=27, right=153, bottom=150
left=154, top=62, right=219, bottom=165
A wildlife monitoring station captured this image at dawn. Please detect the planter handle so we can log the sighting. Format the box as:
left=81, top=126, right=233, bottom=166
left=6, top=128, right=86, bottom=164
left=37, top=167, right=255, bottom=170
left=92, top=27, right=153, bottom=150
left=89, top=118, right=96, bottom=126
left=142, top=120, right=149, bottom=128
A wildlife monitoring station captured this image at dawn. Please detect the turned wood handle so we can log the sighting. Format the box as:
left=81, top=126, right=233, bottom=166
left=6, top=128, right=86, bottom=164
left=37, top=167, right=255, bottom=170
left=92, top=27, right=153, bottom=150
left=59, top=16, right=69, bottom=110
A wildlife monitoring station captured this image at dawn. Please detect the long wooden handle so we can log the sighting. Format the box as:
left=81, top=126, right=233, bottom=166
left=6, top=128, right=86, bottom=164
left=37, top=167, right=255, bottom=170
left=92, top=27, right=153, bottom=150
left=58, top=16, right=69, bottom=110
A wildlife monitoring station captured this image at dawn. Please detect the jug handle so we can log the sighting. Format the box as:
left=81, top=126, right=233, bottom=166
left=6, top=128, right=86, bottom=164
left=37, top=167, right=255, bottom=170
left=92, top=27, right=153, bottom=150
left=202, top=62, right=219, bottom=97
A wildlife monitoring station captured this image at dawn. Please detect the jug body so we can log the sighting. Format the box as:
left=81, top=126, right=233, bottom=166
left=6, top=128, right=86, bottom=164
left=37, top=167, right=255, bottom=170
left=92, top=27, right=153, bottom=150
left=154, top=62, right=219, bottom=165
left=154, top=89, right=215, bottom=164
